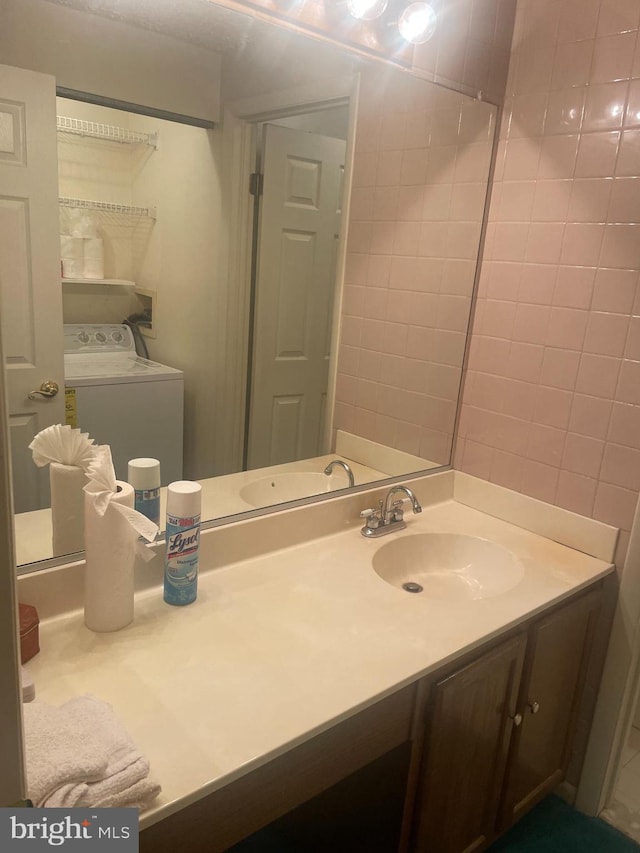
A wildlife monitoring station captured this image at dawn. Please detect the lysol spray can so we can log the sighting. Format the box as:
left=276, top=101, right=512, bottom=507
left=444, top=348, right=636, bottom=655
left=164, top=481, right=201, bottom=606
left=128, top=457, right=161, bottom=526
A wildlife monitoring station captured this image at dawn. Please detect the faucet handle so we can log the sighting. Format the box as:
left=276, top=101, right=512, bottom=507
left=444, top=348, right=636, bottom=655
left=360, top=503, right=382, bottom=530
left=390, top=499, right=405, bottom=522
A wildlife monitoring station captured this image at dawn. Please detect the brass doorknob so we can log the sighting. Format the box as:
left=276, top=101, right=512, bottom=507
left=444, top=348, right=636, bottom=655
left=28, top=380, right=59, bottom=400
left=528, top=700, right=540, bottom=715
left=509, top=712, right=523, bottom=727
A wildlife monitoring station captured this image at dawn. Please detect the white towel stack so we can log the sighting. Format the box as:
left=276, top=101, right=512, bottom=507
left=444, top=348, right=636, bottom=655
left=23, top=695, right=161, bottom=810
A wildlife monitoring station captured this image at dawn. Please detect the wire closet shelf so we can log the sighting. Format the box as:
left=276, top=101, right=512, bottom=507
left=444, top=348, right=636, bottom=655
left=58, top=197, right=156, bottom=220
left=56, top=115, right=159, bottom=148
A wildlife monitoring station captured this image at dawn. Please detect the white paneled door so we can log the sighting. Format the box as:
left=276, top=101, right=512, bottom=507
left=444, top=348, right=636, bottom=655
left=248, top=123, right=345, bottom=469
left=0, top=64, right=65, bottom=512
left=0, top=317, right=25, bottom=806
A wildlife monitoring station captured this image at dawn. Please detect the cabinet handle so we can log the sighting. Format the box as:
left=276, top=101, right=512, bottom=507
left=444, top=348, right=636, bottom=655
left=528, top=700, right=540, bottom=715
left=509, top=712, right=523, bottom=727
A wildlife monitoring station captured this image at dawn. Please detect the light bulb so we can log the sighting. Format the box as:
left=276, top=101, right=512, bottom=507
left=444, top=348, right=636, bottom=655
left=398, top=2, right=437, bottom=44
left=345, top=0, right=388, bottom=20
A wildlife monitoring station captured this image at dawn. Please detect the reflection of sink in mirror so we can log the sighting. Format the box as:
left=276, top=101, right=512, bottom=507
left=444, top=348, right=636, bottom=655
left=372, top=533, right=525, bottom=601
left=240, top=472, right=347, bottom=508
left=14, top=453, right=389, bottom=566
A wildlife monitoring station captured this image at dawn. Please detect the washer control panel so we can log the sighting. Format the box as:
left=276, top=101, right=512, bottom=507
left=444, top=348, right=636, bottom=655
left=63, top=324, right=136, bottom=354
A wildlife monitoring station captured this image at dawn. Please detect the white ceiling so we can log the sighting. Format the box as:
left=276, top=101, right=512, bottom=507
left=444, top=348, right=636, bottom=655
left=41, top=0, right=364, bottom=100
left=42, top=0, right=261, bottom=53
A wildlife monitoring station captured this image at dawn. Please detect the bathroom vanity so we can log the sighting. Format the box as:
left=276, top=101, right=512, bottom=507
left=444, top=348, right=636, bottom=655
left=19, top=472, right=616, bottom=853
left=138, top=583, right=604, bottom=853
left=409, top=585, right=602, bottom=852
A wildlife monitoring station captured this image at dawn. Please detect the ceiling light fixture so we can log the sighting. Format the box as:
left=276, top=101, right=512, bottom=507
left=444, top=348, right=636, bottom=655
left=397, top=2, right=437, bottom=44
left=345, top=0, right=388, bottom=21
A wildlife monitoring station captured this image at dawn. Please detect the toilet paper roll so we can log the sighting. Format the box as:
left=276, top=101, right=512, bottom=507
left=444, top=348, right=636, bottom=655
left=83, top=237, right=104, bottom=260
left=60, top=235, right=83, bottom=261
left=61, top=258, right=83, bottom=279
left=68, top=212, right=97, bottom=238
left=50, top=462, right=86, bottom=557
left=84, top=480, right=136, bottom=632
left=82, top=257, right=105, bottom=280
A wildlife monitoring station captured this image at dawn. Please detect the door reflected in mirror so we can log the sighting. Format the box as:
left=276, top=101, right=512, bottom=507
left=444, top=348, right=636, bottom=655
left=1, top=0, right=496, bottom=571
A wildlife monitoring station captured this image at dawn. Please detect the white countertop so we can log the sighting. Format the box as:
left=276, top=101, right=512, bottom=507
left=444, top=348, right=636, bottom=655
left=24, top=497, right=614, bottom=829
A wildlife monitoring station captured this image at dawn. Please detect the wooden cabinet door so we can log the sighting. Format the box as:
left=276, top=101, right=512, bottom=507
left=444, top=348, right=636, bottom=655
left=411, top=634, right=527, bottom=853
left=499, top=589, right=601, bottom=828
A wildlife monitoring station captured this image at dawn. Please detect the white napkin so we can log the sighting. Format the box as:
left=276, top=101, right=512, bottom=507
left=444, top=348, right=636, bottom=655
left=29, top=424, right=96, bottom=468
left=84, top=445, right=158, bottom=545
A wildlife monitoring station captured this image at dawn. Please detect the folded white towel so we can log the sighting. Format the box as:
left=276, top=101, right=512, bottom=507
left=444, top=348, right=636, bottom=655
left=46, top=757, right=150, bottom=808
left=41, top=781, right=89, bottom=809
left=94, top=776, right=162, bottom=810
left=22, top=700, right=110, bottom=806
left=23, top=695, right=160, bottom=810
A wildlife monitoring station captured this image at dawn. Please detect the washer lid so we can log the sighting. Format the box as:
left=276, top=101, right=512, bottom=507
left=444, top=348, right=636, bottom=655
left=64, top=354, right=183, bottom=385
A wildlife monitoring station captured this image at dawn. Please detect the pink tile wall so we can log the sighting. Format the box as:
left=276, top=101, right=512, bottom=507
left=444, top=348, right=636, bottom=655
left=412, top=0, right=518, bottom=103
left=334, top=69, right=495, bottom=465
left=456, top=0, right=640, bottom=562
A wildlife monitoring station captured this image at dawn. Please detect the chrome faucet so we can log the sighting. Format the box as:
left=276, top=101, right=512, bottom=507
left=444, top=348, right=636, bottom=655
left=324, top=459, right=355, bottom=488
left=360, top=485, right=422, bottom=538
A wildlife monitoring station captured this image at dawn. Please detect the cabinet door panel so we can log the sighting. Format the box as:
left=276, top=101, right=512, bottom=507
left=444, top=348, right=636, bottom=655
left=500, top=589, right=601, bottom=827
left=412, top=634, right=527, bottom=853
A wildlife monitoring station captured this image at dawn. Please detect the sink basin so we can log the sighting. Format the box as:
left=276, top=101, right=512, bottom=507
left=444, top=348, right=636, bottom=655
left=372, top=533, right=524, bottom=600
left=240, top=472, right=345, bottom=508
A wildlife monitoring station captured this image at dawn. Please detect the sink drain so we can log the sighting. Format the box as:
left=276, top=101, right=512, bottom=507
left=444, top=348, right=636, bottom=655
left=402, top=582, right=423, bottom=594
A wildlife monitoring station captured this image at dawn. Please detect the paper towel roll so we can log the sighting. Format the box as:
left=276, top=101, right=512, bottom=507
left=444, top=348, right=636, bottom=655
left=50, top=462, right=86, bottom=557
left=84, top=480, right=136, bottom=633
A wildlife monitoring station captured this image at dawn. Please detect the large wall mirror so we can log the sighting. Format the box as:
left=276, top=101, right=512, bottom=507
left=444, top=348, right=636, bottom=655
left=2, top=0, right=497, bottom=572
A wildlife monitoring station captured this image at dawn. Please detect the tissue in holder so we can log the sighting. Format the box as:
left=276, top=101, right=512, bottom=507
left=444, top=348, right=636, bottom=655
left=29, top=425, right=96, bottom=556
left=84, top=447, right=158, bottom=633
left=50, top=463, right=86, bottom=555
left=29, top=423, right=96, bottom=468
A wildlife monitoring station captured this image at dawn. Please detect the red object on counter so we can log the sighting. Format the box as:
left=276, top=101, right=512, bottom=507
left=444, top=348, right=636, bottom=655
left=19, top=603, right=40, bottom=663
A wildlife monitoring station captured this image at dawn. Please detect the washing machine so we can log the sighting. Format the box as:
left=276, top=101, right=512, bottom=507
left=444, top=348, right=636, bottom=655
left=64, top=324, right=184, bottom=484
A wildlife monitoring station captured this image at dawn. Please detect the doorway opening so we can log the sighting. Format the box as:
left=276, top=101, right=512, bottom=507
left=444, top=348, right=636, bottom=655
left=243, top=103, right=350, bottom=472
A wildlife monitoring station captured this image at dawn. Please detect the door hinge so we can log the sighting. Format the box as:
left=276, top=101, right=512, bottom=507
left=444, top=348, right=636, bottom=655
left=249, top=172, right=263, bottom=197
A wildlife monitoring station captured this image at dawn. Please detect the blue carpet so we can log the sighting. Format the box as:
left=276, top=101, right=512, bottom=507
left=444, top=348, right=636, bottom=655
left=230, top=795, right=640, bottom=852
left=488, top=796, right=640, bottom=853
